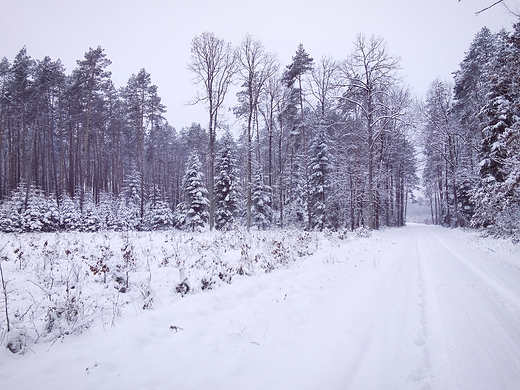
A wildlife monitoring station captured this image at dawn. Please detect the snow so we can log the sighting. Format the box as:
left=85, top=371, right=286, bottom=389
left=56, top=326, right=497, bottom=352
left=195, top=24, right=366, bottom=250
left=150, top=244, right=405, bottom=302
left=1, top=224, right=520, bottom=389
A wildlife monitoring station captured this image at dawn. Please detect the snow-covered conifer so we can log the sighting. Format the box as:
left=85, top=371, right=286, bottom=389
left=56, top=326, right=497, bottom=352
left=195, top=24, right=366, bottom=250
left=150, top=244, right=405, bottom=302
left=22, top=186, right=60, bottom=232
left=0, top=185, right=25, bottom=233
left=59, top=193, right=81, bottom=231
left=285, top=153, right=306, bottom=227
left=252, top=170, right=272, bottom=230
left=214, top=132, right=240, bottom=231
left=119, top=169, right=144, bottom=230
left=98, top=191, right=119, bottom=230
left=471, top=24, right=520, bottom=238
left=181, top=152, right=209, bottom=231
left=144, top=187, right=174, bottom=231
left=41, top=193, right=60, bottom=232
left=308, top=123, right=331, bottom=230
left=81, top=193, right=101, bottom=232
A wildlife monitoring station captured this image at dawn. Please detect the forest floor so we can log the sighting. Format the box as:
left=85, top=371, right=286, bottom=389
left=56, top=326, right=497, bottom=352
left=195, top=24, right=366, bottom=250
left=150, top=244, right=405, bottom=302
left=1, top=224, right=519, bottom=389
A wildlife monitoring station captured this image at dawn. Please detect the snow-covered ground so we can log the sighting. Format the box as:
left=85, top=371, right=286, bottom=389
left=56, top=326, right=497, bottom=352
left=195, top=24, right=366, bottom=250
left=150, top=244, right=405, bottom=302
left=1, top=224, right=519, bottom=389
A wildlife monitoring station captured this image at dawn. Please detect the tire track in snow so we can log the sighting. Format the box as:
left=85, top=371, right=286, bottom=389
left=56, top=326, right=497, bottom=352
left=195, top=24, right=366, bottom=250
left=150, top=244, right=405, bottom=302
left=413, top=224, right=520, bottom=389
left=413, top=226, right=452, bottom=389
left=344, top=227, right=434, bottom=390
left=426, top=228, right=520, bottom=314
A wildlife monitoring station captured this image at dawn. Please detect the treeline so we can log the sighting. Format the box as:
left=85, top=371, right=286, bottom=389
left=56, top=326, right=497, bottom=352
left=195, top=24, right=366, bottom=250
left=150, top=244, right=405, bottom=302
left=0, top=33, right=418, bottom=233
left=421, top=20, right=520, bottom=240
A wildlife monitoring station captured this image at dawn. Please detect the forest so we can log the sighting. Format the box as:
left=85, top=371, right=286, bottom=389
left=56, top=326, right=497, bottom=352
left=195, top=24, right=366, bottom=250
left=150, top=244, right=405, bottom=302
left=0, top=20, right=518, bottom=240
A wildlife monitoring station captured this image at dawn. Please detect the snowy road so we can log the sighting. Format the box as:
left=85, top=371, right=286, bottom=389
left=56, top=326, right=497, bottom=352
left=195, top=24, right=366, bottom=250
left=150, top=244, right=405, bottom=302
left=1, top=224, right=520, bottom=389
left=341, top=224, right=520, bottom=389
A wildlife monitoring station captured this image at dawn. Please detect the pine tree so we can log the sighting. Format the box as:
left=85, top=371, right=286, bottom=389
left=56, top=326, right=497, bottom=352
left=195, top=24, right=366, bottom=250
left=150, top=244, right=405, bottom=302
left=214, top=132, right=240, bottom=231
left=281, top=44, right=314, bottom=228
left=181, top=152, right=209, bottom=231
left=9, top=48, right=34, bottom=190
left=69, top=46, right=112, bottom=204
left=123, top=68, right=166, bottom=218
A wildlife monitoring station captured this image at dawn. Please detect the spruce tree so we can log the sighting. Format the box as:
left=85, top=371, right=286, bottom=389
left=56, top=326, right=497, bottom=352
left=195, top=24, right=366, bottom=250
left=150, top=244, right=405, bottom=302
left=81, top=192, right=101, bottom=232
left=471, top=25, right=520, bottom=238
left=145, top=200, right=174, bottom=231
left=144, top=187, right=174, bottom=231
left=22, top=186, right=44, bottom=232
left=252, top=170, right=272, bottom=230
left=181, top=152, right=209, bottom=231
left=40, top=193, right=60, bottom=232
left=214, top=132, right=240, bottom=231
left=98, top=191, right=119, bottom=230
left=0, top=185, right=25, bottom=232
left=308, top=123, right=331, bottom=231
left=119, top=169, right=143, bottom=230
left=59, top=193, right=82, bottom=231
left=452, top=27, right=498, bottom=225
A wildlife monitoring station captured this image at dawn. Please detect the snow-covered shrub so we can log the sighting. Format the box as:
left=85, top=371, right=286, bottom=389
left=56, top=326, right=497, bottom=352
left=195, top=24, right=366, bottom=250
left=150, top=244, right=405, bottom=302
left=6, top=329, right=27, bottom=354
left=354, top=227, right=372, bottom=238
left=0, top=228, right=326, bottom=351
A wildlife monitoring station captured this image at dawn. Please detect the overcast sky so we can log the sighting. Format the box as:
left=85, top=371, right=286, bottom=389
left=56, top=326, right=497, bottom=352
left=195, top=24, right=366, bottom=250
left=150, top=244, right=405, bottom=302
left=0, top=0, right=518, bottom=130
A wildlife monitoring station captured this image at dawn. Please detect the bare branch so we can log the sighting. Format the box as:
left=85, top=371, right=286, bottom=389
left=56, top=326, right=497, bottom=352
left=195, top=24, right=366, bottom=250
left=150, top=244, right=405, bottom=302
left=475, top=0, right=504, bottom=16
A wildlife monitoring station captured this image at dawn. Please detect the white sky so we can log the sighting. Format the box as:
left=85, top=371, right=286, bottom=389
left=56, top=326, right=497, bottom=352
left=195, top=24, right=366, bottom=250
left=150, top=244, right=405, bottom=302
left=0, top=0, right=518, bottom=130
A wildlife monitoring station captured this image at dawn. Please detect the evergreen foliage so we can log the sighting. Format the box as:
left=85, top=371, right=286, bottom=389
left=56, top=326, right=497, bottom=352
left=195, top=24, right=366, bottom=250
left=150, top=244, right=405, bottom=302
left=470, top=23, right=520, bottom=240
left=251, top=170, right=272, bottom=230
left=3, top=31, right=493, bottom=236
left=180, top=153, right=209, bottom=232
left=59, top=194, right=82, bottom=231
left=308, top=124, right=331, bottom=231
left=119, top=169, right=143, bottom=230
left=214, top=132, right=240, bottom=231
left=145, top=199, right=174, bottom=231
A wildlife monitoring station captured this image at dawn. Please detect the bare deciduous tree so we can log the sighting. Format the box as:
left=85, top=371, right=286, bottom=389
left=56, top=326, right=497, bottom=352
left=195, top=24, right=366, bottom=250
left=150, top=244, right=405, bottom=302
left=188, top=32, right=237, bottom=229
left=340, top=34, right=402, bottom=229
left=236, top=34, right=278, bottom=228
left=308, top=55, right=339, bottom=121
